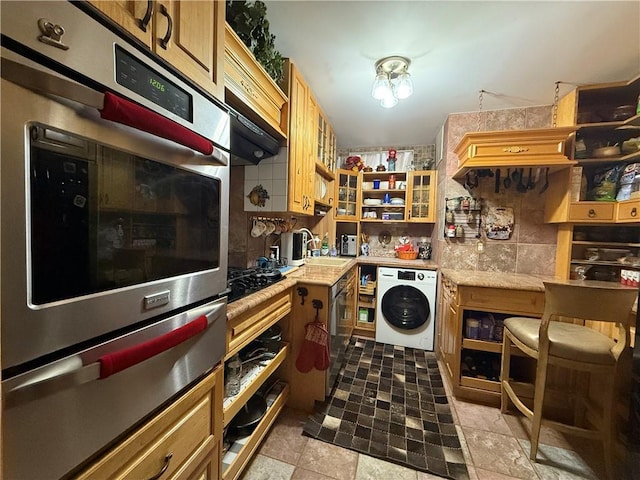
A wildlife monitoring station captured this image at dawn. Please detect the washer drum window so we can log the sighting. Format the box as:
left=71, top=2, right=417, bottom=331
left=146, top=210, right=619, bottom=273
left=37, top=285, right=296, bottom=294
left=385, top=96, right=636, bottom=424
left=380, top=285, right=430, bottom=330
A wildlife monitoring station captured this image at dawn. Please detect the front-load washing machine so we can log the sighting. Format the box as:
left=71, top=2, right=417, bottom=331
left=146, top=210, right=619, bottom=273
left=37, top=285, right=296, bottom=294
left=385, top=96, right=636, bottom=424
left=375, top=267, right=437, bottom=350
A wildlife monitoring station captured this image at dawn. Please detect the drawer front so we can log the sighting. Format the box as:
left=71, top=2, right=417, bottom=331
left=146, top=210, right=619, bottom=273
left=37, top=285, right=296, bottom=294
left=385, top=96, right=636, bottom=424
left=459, top=287, right=544, bottom=316
left=569, top=202, right=615, bottom=222
left=617, top=200, right=640, bottom=222
left=125, top=397, right=212, bottom=479
left=227, top=289, right=292, bottom=358
left=468, top=139, right=566, bottom=160
left=76, top=369, right=220, bottom=480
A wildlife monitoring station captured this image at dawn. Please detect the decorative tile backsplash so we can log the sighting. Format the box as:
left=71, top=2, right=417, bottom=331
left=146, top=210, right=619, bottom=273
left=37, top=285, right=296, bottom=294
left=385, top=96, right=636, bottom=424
left=435, top=104, right=558, bottom=275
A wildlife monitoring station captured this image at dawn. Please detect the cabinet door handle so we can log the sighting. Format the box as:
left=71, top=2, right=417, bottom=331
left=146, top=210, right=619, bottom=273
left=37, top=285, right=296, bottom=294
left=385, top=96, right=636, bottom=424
left=147, top=453, right=173, bottom=480
left=137, top=0, right=153, bottom=32
left=632, top=208, right=637, bottom=217
left=158, top=4, right=173, bottom=50
left=588, top=209, right=596, bottom=218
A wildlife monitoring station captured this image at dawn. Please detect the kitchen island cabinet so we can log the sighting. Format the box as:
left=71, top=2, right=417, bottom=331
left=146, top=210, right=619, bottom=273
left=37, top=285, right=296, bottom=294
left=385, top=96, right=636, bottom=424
left=88, top=0, right=225, bottom=100
left=75, top=365, right=223, bottom=480
left=438, top=270, right=545, bottom=405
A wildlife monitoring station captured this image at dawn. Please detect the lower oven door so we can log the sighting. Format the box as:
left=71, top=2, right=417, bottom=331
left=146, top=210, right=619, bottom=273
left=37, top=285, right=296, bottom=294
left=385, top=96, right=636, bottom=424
left=2, top=298, right=226, bottom=480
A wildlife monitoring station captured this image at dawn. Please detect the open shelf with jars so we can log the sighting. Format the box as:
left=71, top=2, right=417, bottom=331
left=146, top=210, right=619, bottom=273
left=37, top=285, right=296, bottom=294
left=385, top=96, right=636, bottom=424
left=566, top=225, right=640, bottom=284
left=360, top=171, right=408, bottom=222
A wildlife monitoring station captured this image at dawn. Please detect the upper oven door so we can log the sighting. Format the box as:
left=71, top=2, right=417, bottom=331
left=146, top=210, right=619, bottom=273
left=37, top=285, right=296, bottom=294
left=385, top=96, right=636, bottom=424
left=1, top=58, right=230, bottom=372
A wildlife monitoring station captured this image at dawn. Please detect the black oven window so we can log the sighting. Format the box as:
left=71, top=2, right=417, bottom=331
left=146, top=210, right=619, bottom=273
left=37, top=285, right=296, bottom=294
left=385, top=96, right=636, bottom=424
left=29, top=126, right=221, bottom=305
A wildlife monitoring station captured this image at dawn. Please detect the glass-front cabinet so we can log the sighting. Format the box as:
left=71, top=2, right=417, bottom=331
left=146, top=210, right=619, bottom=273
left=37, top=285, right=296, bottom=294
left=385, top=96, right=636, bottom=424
left=408, top=171, right=437, bottom=222
left=335, top=169, right=359, bottom=220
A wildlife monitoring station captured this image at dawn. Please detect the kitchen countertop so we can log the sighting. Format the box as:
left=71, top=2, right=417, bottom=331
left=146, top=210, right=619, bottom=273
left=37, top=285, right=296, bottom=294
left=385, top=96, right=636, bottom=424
left=228, top=256, right=439, bottom=318
left=440, top=269, right=550, bottom=291
left=229, top=266, right=638, bottom=320
left=441, top=268, right=638, bottom=293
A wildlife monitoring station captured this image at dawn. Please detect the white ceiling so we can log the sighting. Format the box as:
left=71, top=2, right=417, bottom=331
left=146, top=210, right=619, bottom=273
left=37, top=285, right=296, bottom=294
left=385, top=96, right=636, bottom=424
left=263, top=1, right=640, bottom=148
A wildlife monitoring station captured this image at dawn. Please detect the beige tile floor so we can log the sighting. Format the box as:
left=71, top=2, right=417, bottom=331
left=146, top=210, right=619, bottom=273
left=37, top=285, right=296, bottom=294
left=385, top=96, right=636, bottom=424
left=239, top=360, right=610, bottom=480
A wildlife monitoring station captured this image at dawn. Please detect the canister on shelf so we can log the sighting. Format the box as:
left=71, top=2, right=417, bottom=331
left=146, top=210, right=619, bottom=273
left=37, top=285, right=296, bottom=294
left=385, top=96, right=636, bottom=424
left=465, top=318, right=480, bottom=339
left=388, top=174, right=396, bottom=189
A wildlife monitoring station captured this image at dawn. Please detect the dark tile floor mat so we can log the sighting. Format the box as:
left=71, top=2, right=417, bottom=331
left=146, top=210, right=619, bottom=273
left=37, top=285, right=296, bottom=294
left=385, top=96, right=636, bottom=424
left=303, top=337, right=469, bottom=480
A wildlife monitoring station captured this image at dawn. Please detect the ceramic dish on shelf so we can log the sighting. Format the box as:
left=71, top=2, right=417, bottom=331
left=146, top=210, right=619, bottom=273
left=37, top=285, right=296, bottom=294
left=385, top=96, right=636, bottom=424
left=390, top=197, right=404, bottom=205
left=363, top=198, right=382, bottom=206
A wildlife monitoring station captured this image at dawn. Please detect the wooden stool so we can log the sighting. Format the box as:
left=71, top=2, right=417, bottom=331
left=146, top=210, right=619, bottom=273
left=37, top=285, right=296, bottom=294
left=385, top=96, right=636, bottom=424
left=500, top=281, right=636, bottom=479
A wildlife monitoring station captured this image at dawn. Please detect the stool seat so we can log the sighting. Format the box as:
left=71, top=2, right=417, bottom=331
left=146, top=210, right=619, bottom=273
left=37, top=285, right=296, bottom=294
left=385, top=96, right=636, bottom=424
left=504, top=317, right=616, bottom=365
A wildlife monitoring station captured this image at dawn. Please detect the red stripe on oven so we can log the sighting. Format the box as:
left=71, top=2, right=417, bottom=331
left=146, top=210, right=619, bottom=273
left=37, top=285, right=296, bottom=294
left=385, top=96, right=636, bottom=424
left=99, top=315, right=208, bottom=379
left=99, top=92, right=215, bottom=155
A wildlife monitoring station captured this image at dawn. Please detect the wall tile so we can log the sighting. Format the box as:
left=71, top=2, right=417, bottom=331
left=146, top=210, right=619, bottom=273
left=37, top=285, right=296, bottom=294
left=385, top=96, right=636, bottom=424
left=515, top=244, right=557, bottom=275
left=485, top=108, right=526, bottom=131
left=525, top=105, right=552, bottom=128
left=439, top=106, right=560, bottom=274
left=477, top=243, right=517, bottom=272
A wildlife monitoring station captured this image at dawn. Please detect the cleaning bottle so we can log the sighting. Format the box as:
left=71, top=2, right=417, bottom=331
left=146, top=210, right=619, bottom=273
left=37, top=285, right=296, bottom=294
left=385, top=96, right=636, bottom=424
left=321, top=233, right=329, bottom=256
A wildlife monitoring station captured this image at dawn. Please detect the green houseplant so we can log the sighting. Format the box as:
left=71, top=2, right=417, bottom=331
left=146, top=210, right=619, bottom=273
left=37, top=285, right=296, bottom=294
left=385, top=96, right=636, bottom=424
left=226, top=1, right=284, bottom=84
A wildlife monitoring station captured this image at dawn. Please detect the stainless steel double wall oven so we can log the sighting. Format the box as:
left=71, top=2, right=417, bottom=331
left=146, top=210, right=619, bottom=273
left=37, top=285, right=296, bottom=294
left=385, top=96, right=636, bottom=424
left=1, top=2, right=231, bottom=478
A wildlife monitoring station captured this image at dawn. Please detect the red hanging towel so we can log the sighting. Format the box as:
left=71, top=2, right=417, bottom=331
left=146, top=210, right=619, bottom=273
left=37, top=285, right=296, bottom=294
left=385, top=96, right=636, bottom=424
left=295, top=319, right=330, bottom=373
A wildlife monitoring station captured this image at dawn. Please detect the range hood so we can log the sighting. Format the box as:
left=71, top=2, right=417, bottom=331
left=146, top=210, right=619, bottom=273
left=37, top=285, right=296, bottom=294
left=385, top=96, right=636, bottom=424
left=228, top=107, right=281, bottom=165
left=452, top=126, right=577, bottom=179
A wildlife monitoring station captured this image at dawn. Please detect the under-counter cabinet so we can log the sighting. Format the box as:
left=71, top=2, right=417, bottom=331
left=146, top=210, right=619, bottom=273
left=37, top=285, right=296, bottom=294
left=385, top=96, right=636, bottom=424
left=354, top=265, right=377, bottom=337
left=288, top=266, right=357, bottom=412
left=88, top=0, right=225, bottom=100
left=222, top=289, right=292, bottom=480
left=75, top=366, right=223, bottom=480
left=438, top=273, right=544, bottom=405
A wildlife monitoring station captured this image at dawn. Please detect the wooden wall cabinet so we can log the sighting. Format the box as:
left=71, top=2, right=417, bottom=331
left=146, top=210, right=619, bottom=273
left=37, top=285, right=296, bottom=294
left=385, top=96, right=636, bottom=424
left=89, top=0, right=225, bottom=100
left=335, top=169, right=360, bottom=221
left=545, top=73, right=640, bottom=225
left=224, top=24, right=288, bottom=140
left=76, top=366, right=223, bottom=480
left=407, top=171, right=437, bottom=222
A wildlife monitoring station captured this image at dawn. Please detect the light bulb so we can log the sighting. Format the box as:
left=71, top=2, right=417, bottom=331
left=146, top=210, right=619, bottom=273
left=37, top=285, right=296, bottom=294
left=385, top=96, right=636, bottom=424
left=380, top=92, right=398, bottom=108
left=371, top=72, right=391, bottom=100
left=395, top=71, right=413, bottom=99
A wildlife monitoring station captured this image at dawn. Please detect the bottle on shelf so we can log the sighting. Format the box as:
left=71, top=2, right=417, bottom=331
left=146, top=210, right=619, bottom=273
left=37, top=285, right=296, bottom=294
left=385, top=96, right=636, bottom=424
left=321, top=233, right=329, bottom=256
left=329, top=243, right=337, bottom=257
left=225, top=354, right=242, bottom=397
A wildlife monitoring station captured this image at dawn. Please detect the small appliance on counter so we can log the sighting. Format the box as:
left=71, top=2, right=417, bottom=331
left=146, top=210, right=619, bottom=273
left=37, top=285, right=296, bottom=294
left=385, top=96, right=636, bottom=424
left=341, top=234, right=357, bottom=256
left=281, top=231, right=307, bottom=266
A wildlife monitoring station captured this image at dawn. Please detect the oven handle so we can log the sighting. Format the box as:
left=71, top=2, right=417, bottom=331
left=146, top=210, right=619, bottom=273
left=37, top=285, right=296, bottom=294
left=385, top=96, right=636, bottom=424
left=3, top=303, right=225, bottom=408
left=98, top=314, right=207, bottom=379
left=0, top=57, right=223, bottom=160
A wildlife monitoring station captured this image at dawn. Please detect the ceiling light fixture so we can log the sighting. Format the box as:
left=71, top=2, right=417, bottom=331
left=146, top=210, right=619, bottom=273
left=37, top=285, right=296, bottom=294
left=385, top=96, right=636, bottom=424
left=371, top=56, right=413, bottom=108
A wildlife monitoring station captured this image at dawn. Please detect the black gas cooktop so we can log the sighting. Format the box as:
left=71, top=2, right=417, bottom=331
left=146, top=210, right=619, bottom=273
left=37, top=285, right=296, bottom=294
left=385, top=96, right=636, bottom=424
left=222, top=267, right=284, bottom=303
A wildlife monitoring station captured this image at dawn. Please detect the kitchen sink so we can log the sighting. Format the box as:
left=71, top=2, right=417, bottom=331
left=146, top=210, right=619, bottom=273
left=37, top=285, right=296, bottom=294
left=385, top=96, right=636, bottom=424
left=304, top=257, right=353, bottom=267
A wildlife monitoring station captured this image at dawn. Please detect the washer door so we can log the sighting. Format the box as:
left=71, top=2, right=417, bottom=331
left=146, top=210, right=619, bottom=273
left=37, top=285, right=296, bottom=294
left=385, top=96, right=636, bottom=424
left=381, top=285, right=430, bottom=330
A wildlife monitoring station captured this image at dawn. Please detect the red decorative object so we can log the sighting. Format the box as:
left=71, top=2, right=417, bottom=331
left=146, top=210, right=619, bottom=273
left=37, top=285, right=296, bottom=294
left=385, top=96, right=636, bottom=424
left=99, top=315, right=208, bottom=379
left=100, top=92, right=214, bottom=155
left=344, top=155, right=364, bottom=172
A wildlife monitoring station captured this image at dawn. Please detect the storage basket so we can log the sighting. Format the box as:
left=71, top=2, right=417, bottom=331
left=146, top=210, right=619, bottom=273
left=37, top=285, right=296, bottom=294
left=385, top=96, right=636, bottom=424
left=360, top=281, right=376, bottom=295
left=397, top=251, right=418, bottom=260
